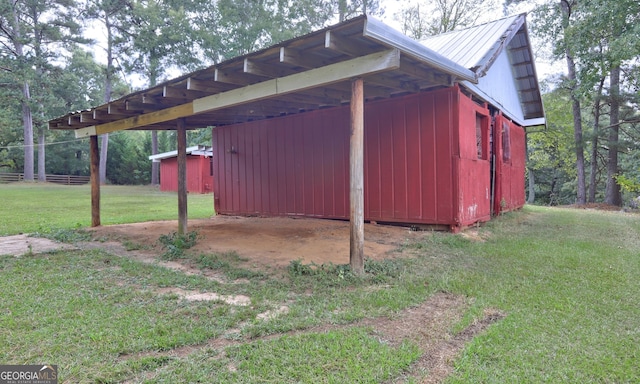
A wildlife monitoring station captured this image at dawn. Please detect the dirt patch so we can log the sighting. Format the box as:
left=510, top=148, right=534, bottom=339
left=77, top=240, right=229, bottom=283
left=87, top=215, right=422, bottom=267
left=0, top=234, right=76, bottom=256
left=156, top=287, right=251, bottom=306
left=120, top=292, right=504, bottom=383
left=459, top=229, right=488, bottom=242
left=565, top=203, right=625, bottom=211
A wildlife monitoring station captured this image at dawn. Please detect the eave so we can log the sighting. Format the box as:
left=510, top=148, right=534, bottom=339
left=48, top=15, right=478, bottom=137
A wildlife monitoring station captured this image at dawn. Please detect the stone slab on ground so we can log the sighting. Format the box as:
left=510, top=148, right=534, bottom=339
left=0, top=234, right=76, bottom=256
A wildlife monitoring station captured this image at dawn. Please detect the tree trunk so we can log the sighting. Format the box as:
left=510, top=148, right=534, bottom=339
left=605, top=66, right=622, bottom=206
left=588, top=79, right=604, bottom=203
left=100, top=13, right=114, bottom=185
left=12, top=3, right=34, bottom=181
left=338, top=0, right=347, bottom=21
left=151, top=131, right=159, bottom=185
left=38, top=127, right=46, bottom=181
left=149, top=70, right=160, bottom=186
left=21, top=81, right=34, bottom=181
left=525, top=131, right=535, bottom=203
left=527, top=169, right=535, bottom=204
left=561, top=1, right=586, bottom=205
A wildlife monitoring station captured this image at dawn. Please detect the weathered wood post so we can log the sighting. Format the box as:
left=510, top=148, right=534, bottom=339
left=350, top=77, right=364, bottom=275
left=90, top=135, right=100, bottom=227
left=177, top=119, right=188, bottom=235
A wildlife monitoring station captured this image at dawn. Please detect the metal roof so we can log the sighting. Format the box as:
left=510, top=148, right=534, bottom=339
left=421, top=13, right=545, bottom=125
left=148, top=145, right=212, bottom=162
left=48, top=15, right=478, bottom=136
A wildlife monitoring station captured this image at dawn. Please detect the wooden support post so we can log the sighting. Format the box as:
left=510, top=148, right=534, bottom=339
left=177, top=118, right=188, bottom=235
left=350, top=78, right=364, bottom=275
left=90, top=135, right=100, bottom=227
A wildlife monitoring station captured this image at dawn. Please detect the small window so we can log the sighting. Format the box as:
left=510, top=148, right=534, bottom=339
left=476, top=114, right=484, bottom=159
left=502, top=121, right=511, bottom=162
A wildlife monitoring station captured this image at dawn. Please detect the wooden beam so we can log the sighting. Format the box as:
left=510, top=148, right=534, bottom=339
left=279, top=47, right=329, bottom=69
left=398, top=56, right=450, bottom=86
left=244, top=58, right=289, bottom=78
left=68, top=115, right=81, bottom=126
left=94, top=108, right=129, bottom=120
left=214, top=68, right=250, bottom=86
left=90, top=135, right=100, bottom=227
left=177, top=118, right=188, bottom=235
left=76, top=49, right=400, bottom=138
left=187, top=77, right=222, bottom=92
left=365, top=73, right=420, bottom=93
left=76, top=103, right=194, bottom=137
left=80, top=112, right=97, bottom=123
left=194, top=49, right=400, bottom=114
left=163, top=85, right=211, bottom=100
left=349, top=77, right=364, bottom=275
left=125, top=100, right=160, bottom=112
left=325, top=31, right=371, bottom=56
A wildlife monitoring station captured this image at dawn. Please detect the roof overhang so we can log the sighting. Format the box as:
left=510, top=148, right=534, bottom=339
left=148, top=145, right=212, bottom=162
left=48, top=15, right=479, bottom=138
left=421, top=13, right=545, bottom=127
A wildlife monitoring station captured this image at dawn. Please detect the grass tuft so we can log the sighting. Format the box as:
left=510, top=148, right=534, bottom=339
left=158, top=231, right=199, bottom=260
left=195, top=251, right=264, bottom=280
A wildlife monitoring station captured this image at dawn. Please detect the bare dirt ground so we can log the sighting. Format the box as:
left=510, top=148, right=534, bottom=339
left=86, top=215, right=424, bottom=267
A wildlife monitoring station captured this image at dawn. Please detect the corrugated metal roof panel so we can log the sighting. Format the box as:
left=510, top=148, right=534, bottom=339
left=421, top=14, right=521, bottom=69
left=421, top=13, right=545, bottom=124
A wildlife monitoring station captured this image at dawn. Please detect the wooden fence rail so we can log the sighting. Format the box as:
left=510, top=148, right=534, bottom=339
left=0, top=173, right=90, bottom=185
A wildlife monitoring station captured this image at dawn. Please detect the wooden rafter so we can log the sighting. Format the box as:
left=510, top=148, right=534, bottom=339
left=73, top=49, right=400, bottom=138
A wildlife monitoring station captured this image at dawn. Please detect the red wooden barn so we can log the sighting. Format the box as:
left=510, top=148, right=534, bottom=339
left=49, top=13, right=546, bottom=263
left=149, top=145, right=214, bottom=194
left=211, top=14, right=543, bottom=231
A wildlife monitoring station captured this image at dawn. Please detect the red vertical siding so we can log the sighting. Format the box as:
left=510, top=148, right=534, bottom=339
left=455, top=92, right=492, bottom=227
left=212, top=87, right=510, bottom=228
left=493, top=113, right=526, bottom=214
left=159, top=155, right=214, bottom=194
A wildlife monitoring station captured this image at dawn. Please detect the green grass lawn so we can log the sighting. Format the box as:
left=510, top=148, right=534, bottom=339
left=0, top=183, right=214, bottom=235
left=0, top=183, right=639, bottom=383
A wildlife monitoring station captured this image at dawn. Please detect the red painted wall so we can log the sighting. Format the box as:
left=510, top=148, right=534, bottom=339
left=212, top=87, right=523, bottom=230
left=159, top=155, right=214, bottom=194
left=493, top=113, right=526, bottom=214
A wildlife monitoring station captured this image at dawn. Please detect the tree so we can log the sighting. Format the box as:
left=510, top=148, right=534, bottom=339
left=211, top=0, right=335, bottom=59
left=85, top=0, right=135, bottom=184
left=395, top=0, right=495, bottom=39
left=125, top=0, right=207, bottom=185
left=333, top=0, right=381, bottom=22
left=559, top=0, right=586, bottom=204
left=533, top=0, right=640, bottom=206
left=528, top=89, right=578, bottom=205
left=45, top=47, right=107, bottom=176
left=0, top=0, right=83, bottom=181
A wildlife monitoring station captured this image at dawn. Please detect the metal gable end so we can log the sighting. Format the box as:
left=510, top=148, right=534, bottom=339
left=421, top=13, right=545, bottom=126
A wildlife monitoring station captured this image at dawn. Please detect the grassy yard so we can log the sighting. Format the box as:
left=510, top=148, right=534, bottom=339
left=0, top=183, right=214, bottom=235
left=1, top=183, right=639, bottom=383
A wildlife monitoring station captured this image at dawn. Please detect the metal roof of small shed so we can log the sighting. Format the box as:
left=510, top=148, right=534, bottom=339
left=148, top=145, right=212, bottom=162
left=421, top=13, right=544, bottom=126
